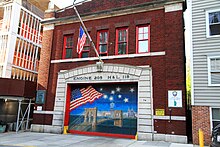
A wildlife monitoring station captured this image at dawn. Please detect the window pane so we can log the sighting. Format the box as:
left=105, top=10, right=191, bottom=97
left=139, top=27, right=144, bottom=33
left=99, top=44, right=107, bottom=53
left=211, top=59, right=215, bottom=70
left=118, top=30, right=127, bottom=42
left=217, top=59, right=220, bottom=70
left=100, top=32, right=108, bottom=44
left=85, top=37, right=90, bottom=46
left=144, top=27, right=148, bottom=33
left=119, top=30, right=122, bottom=41
left=67, top=37, right=72, bottom=42
left=138, top=40, right=148, bottom=53
left=100, top=33, right=103, bottom=43
left=66, top=36, right=73, bottom=47
left=210, top=24, right=220, bottom=36
left=213, top=108, right=220, bottom=120
left=211, top=58, right=220, bottom=70
left=83, top=46, right=90, bottom=51
left=209, top=11, right=220, bottom=36
left=209, top=11, right=220, bottom=24
left=138, top=27, right=148, bottom=40
left=118, top=31, right=126, bottom=42
left=144, top=32, right=148, bottom=39
left=213, top=121, right=220, bottom=129
left=82, top=52, right=89, bottom=58
left=65, top=48, right=72, bottom=58
left=105, top=32, right=108, bottom=41
left=118, top=43, right=127, bottom=55
left=211, top=72, right=220, bottom=84
left=139, top=33, right=143, bottom=40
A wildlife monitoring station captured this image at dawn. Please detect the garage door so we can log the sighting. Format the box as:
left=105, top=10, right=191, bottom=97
left=67, top=83, right=138, bottom=138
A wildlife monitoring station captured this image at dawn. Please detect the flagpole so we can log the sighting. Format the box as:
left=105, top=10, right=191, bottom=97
left=73, top=2, right=103, bottom=63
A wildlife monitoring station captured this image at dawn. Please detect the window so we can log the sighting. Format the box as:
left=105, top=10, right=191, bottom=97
left=97, top=30, right=108, bottom=56
left=206, top=9, right=220, bottom=37
left=63, top=35, right=74, bottom=59
left=116, top=28, right=128, bottom=55
left=208, top=56, right=220, bottom=86
left=136, top=26, right=150, bottom=53
left=212, top=108, right=220, bottom=129
left=81, top=36, right=90, bottom=58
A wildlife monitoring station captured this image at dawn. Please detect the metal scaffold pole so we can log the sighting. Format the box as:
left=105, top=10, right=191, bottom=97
left=26, top=99, right=31, bottom=130
left=16, top=100, right=21, bottom=133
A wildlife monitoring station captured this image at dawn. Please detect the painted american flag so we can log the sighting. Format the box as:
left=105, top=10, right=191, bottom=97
left=77, top=26, right=87, bottom=54
left=70, top=86, right=103, bottom=111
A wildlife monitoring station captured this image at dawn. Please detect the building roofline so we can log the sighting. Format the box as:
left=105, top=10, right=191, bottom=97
left=42, top=0, right=185, bottom=25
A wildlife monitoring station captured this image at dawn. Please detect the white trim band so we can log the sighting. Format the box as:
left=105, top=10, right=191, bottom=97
left=0, top=96, right=24, bottom=101
left=43, top=24, right=55, bottom=31
left=43, top=17, right=56, bottom=22
left=51, top=51, right=166, bottom=64
left=165, top=3, right=183, bottom=13
left=33, top=110, right=186, bottom=121
left=34, top=110, right=63, bottom=115
left=153, top=115, right=186, bottom=121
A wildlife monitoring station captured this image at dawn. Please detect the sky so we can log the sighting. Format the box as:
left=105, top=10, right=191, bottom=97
left=51, top=0, right=84, bottom=8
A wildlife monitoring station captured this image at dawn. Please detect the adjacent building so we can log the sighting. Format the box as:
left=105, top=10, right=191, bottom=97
left=191, top=0, right=220, bottom=145
left=0, top=0, right=51, bottom=132
left=0, top=0, right=47, bottom=80
left=32, top=0, right=187, bottom=143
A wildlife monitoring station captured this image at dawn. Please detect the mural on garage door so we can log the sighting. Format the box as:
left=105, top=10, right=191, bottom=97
left=68, top=83, right=138, bottom=136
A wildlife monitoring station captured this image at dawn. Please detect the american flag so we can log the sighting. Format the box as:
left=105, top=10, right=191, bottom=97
left=70, top=86, right=103, bottom=111
left=77, top=26, right=87, bottom=54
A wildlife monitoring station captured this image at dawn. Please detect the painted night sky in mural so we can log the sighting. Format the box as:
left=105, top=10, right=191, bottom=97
left=70, top=83, right=138, bottom=116
left=68, top=83, right=138, bottom=136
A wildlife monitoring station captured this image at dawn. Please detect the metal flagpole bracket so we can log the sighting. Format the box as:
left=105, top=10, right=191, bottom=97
left=73, top=1, right=104, bottom=72
left=96, top=61, right=104, bottom=72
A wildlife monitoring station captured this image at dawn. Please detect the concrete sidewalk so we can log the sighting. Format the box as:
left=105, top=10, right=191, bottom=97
left=0, top=132, right=196, bottom=147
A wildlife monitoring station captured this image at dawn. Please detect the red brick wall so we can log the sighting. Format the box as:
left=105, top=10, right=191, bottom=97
left=37, top=29, right=54, bottom=90
left=192, top=106, right=211, bottom=145
left=36, top=4, right=186, bottom=136
left=52, top=9, right=166, bottom=60
left=33, top=114, right=53, bottom=125
left=154, top=120, right=186, bottom=135
left=44, top=11, right=55, bottom=19
left=56, top=0, right=177, bottom=18
left=164, top=10, right=186, bottom=117
left=33, top=13, right=55, bottom=124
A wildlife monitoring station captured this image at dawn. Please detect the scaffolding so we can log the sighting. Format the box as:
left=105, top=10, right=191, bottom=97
left=0, top=96, right=33, bottom=133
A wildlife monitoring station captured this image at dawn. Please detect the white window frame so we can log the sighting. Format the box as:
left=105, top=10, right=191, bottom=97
left=207, top=55, right=220, bottom=86
left=211, top=107, right=220, bottom=131
left=210, top=107, right=213, bottom=132
left=206, top=8, right=220, bottom=38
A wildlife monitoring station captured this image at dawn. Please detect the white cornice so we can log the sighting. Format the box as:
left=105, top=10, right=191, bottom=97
left=51, top=51, right=166, bottom=64
left=165, top=3, right=183, bottom=13
left=43, top=24, right=55, bottom=31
